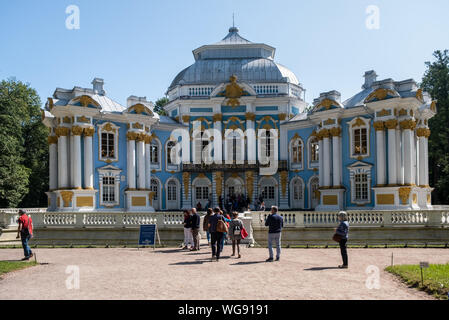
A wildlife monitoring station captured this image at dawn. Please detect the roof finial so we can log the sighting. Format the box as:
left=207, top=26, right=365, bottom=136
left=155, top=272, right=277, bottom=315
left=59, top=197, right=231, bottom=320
left=229, top=13, right=239, bottom=33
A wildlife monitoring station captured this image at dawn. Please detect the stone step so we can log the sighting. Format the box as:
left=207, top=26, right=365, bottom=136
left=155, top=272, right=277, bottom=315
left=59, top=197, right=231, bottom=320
left=0, top=228, right=21, bottom=243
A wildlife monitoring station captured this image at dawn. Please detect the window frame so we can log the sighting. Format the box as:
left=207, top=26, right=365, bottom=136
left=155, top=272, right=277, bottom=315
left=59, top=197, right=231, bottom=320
left=98, top=122, right=120, bottom=163
left=289, top=135, right=304, bottom=170
left=98, top=165, right=122, bottom=207
left=349, top=117, right=370, bottom=159
left=348, top=162, right=372, bottom=205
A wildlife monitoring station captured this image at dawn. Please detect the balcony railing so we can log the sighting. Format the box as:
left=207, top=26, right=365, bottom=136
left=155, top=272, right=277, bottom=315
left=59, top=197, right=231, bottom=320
left=182, top=160, right=288, bottom=172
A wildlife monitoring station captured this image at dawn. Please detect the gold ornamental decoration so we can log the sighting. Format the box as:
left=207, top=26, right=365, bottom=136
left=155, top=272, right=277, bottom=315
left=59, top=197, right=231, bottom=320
left=384, top=119, right=398, bottom=130
left=373, top=121, right=384, bottom=131
left=182, top=115, right=190, bottom=123
left=71, top=126, right=84, bottom=136
left=83, top=127, right=95, bottom=137
left=315, top=99, right=340, bottom=111
left=376, top=109, right=391, bottom=117
left=132, top=123, right=143, bottom=129
left=280, top=171, right=288, bottom=197
left=126, top=131, right=138, bottom=141
left=182, top=172, right=190, bottom=199
left=398, top=187, right=411, bottom=204
left=55, top=127, right=70, bottom=137
left=136, top=133, right=147, bottom=142
left=73, top=95, right=100, bottom=108
left=416, top=128, right=431, bottom=138
left=399, top=119, right=417, bottom=131
left=330, top=127, right=342, bottom=137
left=60, top=191, right=74, bottom=207
left=398, top=108, right=408, bottom=116
left=352, top=117, right=366, bottom=128
left=324, top=118, right=335, bottom=126
left=245, top=171, right=254, bottom=200
left=47, top=136, right=58, bottom=144
left=77, top=115, right=90, bottom=123
left=149, top=191, right=155, bottom=206
left=62, top=116, right=72, bottom=124
left=364, top=88, right=398, bottom=103
left=212, top=114, right=222, bottom=122
left=430, top=101, right=437, bottom=113
left=416, top=89, right=424, bottom=103
left=278, top=113, right=287, bottom=121
left=225, top=75, right=244, bottom=108
left=215, top=172, right=223, bottom=198
left=244, top=112, right=255, bottom=121
left=319, top=129, right=330, bottom=139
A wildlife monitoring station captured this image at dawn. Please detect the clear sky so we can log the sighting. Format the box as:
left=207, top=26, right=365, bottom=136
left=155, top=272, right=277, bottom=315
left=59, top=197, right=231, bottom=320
left=0, top=0, right=448, bottom=108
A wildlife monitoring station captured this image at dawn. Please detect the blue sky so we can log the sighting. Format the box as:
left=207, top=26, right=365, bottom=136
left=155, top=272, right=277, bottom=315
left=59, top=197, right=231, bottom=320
left=0, top=0, right=448, bottom=107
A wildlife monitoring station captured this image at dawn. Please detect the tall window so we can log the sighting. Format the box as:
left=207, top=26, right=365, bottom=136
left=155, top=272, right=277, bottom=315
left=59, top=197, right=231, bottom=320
left=354, top=173, right=369, bottom=201
left=290, top=138, right=303, bottom=166
left=310, top=138, right=319, bottom=163
left=101, top=133, right=115, bottom=159
left=194, top=131, right=210, bottom=163
left=102, top=176, right=115, bottom=203
left=265, top=131, right=271, bottom=157
left=353, top=128, right=368, bottom=156
left=167, top=180, right=177, bottom=201
left=262, top=186, right=275, bottom=200
left=167, top=141, right=176, bottom=165
left=150, top=179, right=158, bottom=201
left=150, top=141, right=159, bottom=164
left=293, top=179, right=303, bottom=200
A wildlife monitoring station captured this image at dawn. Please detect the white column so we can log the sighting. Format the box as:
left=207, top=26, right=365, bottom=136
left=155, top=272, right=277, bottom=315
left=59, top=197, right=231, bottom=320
left=246, top=115, right=256, bottom=164
left=386, top=120, right=397, bottom=185
left=127, top=132, right=136, bottom=190
left=145, top=136, right=151, bottom=189
left=318, top=138, right=324, bottom=187
left=72, top=127, right=82, bottom=189
left=136, top=135, right=146, bottom=190
left=57, top=127, right=69, bottom=189
left=396, top=127, right=404, bottom=185
left=375, top=122, right=386, bottom=186
left=48, top=136, right=58, bottom=190
left=418, top=128, right=430, bottom=186
left=401, top=120, right=415, bottom=185
left=424, top=132, right=429, bottom=186
left=331, top=130, right=341, bottom=187
left=323, top=131, right=331, bottom=187
left=213, top=115, right=222, bottom=164
left=83, top=127, right=94, bottom=189
left=280, top=126, right=288, bottom=161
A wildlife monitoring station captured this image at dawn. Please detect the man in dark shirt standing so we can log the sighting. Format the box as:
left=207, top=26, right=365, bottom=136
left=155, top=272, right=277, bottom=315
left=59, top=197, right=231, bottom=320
left=265, top=206, right=283, bottom=262
left=208, top=207, right=225, bottom=261
left=190, top=208, right=201, bottom=251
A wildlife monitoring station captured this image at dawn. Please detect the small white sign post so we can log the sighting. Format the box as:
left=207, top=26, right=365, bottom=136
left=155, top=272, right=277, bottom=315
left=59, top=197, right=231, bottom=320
left=419, top=261, right=429, bottom=287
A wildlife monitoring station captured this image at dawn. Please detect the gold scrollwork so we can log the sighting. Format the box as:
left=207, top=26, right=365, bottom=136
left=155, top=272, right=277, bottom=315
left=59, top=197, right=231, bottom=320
left=384, top=119, right=398, bottom=130
left=83, top=127, right=95, bottom=137
left=60, top=191, right=74, bottom=207
left=245, top=171, right=254, bottom=200
left=212, top=114, right=222, bottom=122
left=126, top=131, right=138, bottom=141
left=398, top=187, right=411, bottom=204
left=183, top=172, right=190, bottom=199
left=373, top=121, right=384, bottom=131
left=280, top=171, right=288, bottom=197
left=329, top=127, right=342, bottom=137
left=399, top=119, right=417, bottom=131
left=215, top=171, right=223, bottom=198
left=47, top=136, right=58, bottom=144
left=225, top=75, right=243, bottom=108
left=416, top=128, right=431, bottom=138
left=55, top=127, right=70, bottom=137
left=71, top=126, right=84, bottom=136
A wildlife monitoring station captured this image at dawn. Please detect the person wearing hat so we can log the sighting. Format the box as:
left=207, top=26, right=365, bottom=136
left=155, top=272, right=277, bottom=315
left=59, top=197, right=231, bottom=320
left=16, top=209, right=33, bottom=260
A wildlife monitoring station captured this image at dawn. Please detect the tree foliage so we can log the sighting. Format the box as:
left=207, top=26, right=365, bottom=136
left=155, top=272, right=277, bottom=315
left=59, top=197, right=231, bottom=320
left=154, top=97, right=169, bottom=116
left=421, top=50, right=449, bottom=204
left=0, top=78, right=48, bottom=208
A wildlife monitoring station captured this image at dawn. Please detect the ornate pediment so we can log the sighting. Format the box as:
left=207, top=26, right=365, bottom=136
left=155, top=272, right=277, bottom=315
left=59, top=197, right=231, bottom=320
left=364, top=88, right=399, bottom=103
left=224, top=75, right=243, bottom=108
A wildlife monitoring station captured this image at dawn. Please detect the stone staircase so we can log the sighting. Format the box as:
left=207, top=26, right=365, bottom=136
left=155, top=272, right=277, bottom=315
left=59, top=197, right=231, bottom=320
left=0, top=227, right=21, bottom=245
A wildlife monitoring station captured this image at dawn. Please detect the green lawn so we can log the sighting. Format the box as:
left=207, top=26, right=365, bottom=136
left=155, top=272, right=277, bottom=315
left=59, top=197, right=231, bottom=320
left=0, top=260, right=38, bottom=277
left=386, top=264, right=449, bottom=300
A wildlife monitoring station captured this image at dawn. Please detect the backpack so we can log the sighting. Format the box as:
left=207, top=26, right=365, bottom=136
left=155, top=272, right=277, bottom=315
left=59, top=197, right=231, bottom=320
left=216, top=218, right=228, bottom=233
left=233, top=220, right=242, bottom=236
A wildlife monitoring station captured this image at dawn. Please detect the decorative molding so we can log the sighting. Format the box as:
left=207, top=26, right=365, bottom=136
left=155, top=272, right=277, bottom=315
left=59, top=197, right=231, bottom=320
left=71, top=126, right=84, bottom=136
left=364, top=88, right=398, bottom=103
left=245, top=171, right=254, bottom=200
left=416, top=128, right=431, bottom=138
left=376, top=194, right=394, bottom=205
left=384, top=119, right=398, bottom=130
left=399, top=119, right=417, bottom=131
left=245, top=112, right=256, bottom=121
left=224, top=75, right=243, bottom=108
left=76, top=196, right=93, bottom=207
left=398, top=108, right=408, bottom=116
left=212, top=114, right=222, bottom=122
left=376, top=109, right=391, bottom=117
left=280, top=171, right=288, bottom=197
left=83, top=127, right=95, bottom=137
left=278, top=113, right=287, bottom=121
left=73, top=95, right=101, bottom=108
left=373, top=121, right=384, bottom=131
left=352, top=117, right=366, bottom=128
left=329, top=127, right=342, bottom=137
left=182, top=172, right=190, bottom=199
left=323, top=118, right=335, bottom=126
left=127, top=131, right=138, bottom=141
left=47, top=136, right=58, bottom=144
left=55, top=127, right=70, bottom=137
left=398, top=187, right=411, bottom=204
left=215, top=171, right=223, bottom=198
left=60, top=191, right=73, bottom=207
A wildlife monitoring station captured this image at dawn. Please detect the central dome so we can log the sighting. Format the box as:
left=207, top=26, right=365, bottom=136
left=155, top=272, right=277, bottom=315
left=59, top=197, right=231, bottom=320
left=168, top=27, right=300, bottom=91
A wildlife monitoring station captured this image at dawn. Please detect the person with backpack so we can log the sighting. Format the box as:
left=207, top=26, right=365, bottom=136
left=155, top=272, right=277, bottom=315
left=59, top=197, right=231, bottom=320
left=208, top=207, right=227, bottom=261
left=219, top=210, right=232, bottom=253
left=229, top=211, right=243, bottom=258
left=16, top=209, right=33, bottom=261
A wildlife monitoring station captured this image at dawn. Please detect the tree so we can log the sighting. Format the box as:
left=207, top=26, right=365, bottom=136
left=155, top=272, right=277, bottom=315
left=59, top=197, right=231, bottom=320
left=0, top=78, right=48, bottom=208
left=421, top=50, right=449, bottom=204
left=154, top=97, right=169, bottom=116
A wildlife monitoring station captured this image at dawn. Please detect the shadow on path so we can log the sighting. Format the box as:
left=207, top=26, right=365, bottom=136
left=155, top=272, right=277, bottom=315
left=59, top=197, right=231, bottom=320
left=230, top=261, right=265, bottom=266
left=304, top=267, right=340, bottom=271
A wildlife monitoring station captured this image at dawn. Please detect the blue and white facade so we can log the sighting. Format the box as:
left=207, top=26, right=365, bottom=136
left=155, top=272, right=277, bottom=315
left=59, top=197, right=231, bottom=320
left=42, top=27, right=436, bottom=212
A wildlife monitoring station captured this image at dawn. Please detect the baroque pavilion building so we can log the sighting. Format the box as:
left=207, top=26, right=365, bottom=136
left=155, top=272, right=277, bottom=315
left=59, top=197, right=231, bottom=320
left=42, top=26, right=436, bottom=213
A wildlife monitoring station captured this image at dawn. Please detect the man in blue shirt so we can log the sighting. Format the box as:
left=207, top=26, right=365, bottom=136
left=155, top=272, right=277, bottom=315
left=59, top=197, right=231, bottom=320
left=208, top=207, right=225, bottom=261
left=264, top=206, right=283, bottom=262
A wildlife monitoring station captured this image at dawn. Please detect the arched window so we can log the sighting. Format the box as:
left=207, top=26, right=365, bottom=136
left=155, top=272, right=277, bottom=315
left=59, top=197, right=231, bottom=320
left=349, top=117, right=370, bottom=159
left=150, top=141, right=159, bottom=164
left=293, top=179, right=303, bottom=200
left=290, top=136, right=303, bottom=169
left=194, top=131, right=211, bottom=164
left=167, top=180, right=177, bottom=201
left=98, top=122, right=119, bottom=163
left=310, top=138, right=319, bottom=163
left=167, top=141, right=176, bottom=165
left=150, top=178, right=159, bottom=201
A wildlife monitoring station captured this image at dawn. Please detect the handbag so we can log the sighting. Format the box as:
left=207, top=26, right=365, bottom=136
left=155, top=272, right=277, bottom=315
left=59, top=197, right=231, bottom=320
left=241, top=227, right=248, bottom=239
left=217, top=219, right=228, bottom=233
left=332, top=233, right=342, bottom=242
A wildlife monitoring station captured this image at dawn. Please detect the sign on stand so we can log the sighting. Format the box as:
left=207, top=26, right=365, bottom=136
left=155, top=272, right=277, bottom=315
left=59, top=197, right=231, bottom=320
left=138, top=224, right=161, bottom=250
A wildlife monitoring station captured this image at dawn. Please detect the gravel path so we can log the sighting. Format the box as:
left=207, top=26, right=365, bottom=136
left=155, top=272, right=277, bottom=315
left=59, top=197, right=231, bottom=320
left=0, top=245, right=447, bottom=300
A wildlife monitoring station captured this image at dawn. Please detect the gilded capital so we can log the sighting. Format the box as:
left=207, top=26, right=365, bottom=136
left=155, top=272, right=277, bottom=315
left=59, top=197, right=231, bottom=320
left=373, top=121, right=384, bottom=131
left=399, top=119, right=417, bottom=131
left=83, top=127, right=95, bottom=137
left=71, top=126, right=84, bottom=136
left=182, top=115, right=190, bottom=123
left=136, top=133, right=147, bottom=142
left=278, top=113, right=287, bottom=121
left=329, top=127, right=342, bottom=137
left=212, top=114, right=222, bottom=122
left=55, top=127, right=70, bottom=137
left=416, top=127, right=431, bottom=138
left=47, top=136, right=58, bottom=144
left=245, top=112, right=256, bottom=121
left=320, top=129, right=330, bottom=139
left=126, top=131, right=138, bottom=141
left=384, top=119, right=398, bottom=130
